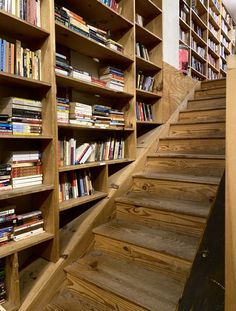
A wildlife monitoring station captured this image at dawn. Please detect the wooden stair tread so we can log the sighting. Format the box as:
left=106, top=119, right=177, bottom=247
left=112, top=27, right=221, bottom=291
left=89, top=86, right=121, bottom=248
left=133, top=171, right=220, bottom=185
left=160, top=135, right=225, bottom=141
left=173, top=120, right=225, bottom=125
left=147, top=153, right=225, bottom=160
left=93, top=219, right=199, bottom=262
left=181, top=107, right=225, bottom=113
left=116, top=192, right=210, bottom=218
left=188, top=96, right=225, bottom=102
left=66, top=250, right=185, bottom=311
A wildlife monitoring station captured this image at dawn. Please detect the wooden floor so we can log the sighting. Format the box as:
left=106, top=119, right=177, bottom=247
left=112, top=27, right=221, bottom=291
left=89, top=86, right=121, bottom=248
left=44, top=79, right=226, bottom=311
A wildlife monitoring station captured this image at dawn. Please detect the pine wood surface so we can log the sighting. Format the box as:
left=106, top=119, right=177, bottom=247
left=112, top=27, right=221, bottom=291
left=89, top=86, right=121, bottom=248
left=187, top=97, right=226, bottom=109
left=194, top=87, right=226, bottom=99
left=179, top=108, right=226, bottom=122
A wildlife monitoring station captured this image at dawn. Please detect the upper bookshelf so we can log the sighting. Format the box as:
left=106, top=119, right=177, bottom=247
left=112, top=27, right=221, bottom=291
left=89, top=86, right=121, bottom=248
left=179, top=0, right=236, bottom=80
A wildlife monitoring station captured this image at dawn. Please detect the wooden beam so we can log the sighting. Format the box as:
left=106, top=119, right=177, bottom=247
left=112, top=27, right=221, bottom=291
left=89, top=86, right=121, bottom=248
left=226, top=54, right=236, bottom=311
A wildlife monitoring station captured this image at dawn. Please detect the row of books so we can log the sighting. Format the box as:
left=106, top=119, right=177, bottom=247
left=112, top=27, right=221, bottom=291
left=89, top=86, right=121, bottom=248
left=55, top=6, right=124, bottom=54
left=191, top=40, right=206, bottom=58
left=0, top=38, right=41, bottom=80
left=0, top=0, right=41, bottom=27
left=0, top=259, right=6, bottom=304
left=136, top=42, right=149, bottom=61
left=99, top=0, right=121, bottom=14
left=208, top=67, right=219, bottom=80
left=209, top=7, right=220, bottom=25
left=59, top=170, right=94, bottom=202
left=209, top=22, right=218, bottom=38
left=55, top=53, right=125, bottom=92
left=136, top=72, right=155, bottom=92
left=191, top=21, right=204, bottom=39
left=208, top=38, right=219, bottom=54
left=0, top=97, right=42, bottom=136
left=220, top=58, right=227, bottom=72
left=0, top=151, right=42, bottom=191
left=191, top=56, right=205, bottom=75
left=57, top=99, right=125, bottom=128
left=208, top=54, right=217, bottom=68
left=179, top=29, right=190, bottom=44
left=0, top=206, right=44, bottom=244
left=58, top=137, right=125, bottom=167
left=221, top=19, right=229, bottom=35
left=180, top=2, right=189, bottom=23
left=220, top=34, right=229, bottom=48
left=222, top=5, right=232, bottom=26
left=136, top=102, right=154, bottom=122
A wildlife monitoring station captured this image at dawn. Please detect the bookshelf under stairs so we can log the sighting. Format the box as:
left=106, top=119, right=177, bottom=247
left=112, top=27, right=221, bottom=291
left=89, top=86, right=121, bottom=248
left=44, top=78, right=226, bottom=310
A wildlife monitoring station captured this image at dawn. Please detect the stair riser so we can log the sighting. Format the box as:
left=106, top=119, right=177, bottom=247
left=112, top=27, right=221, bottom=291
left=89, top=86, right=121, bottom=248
left=158, top=138, right=225, bottom=155
left=195, top=88, right=226, bottom=99
left=169, top=123, right=225, bottom=137
left=187, top=98, right=225, bottom=110
left=179, top=110, right=225, bottom=122
left=201, top=80, right=226, bottom=90
left=131, top=177, right=218, bottom=203
left=146, top=157, right=225, bottom=177
left=94, top=234, right=192, bottom=281
left=116, top=202, right=206, bottom=237
left=66, top=274, right=145, bottom=311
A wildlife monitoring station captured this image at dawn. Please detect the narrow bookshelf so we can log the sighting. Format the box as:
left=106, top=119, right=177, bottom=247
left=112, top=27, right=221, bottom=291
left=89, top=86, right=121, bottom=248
left=0, top=1, right=58, bottom=309
left=53, top=0, right=136, bottom=251
left=135, top=0, right=163, bottom=136
left=179, top=0, right=236, bottom=80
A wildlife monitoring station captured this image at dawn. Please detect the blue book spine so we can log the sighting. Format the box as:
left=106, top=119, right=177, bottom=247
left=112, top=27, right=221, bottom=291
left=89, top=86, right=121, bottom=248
left=2, top=39, right=6, bottom=72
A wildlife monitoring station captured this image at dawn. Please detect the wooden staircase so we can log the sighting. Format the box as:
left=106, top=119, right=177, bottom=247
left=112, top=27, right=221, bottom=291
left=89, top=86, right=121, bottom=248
left=45, top=79, right=226, bottom=311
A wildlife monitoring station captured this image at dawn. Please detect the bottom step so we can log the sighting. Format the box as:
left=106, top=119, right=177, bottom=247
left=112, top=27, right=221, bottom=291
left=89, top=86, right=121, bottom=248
left=65, top=250, right=185, bottom=311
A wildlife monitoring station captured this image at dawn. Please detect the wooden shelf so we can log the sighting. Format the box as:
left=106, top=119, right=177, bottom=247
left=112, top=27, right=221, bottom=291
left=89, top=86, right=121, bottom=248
left=220, top=55, right=227, bottom=63
left=208, top=62, right=219, bottom=72
left=179, top=39, right=190, bottom=48
left=0, top=135, right=53, bottom=140
left=136, top=56, right=161, bottom=72
left=55, top=22, right=134, bottom=68
left=0, top=10, right=49, bottom=44
left=221, top=15, right=232, bottom=30
left=56, top=74, right=133, bottom=99
left=0, top=72, right=51, bottom=90
left=0, top=184, right=54, bottom=201
left=208, top=46, right=220, bottom=59
left=194, top=0, right=207, bottom=15
left=220, top=67, right=227, bottom=75
left=136, top=121, right=160, bottom=125
left=2, top=301, right=19, bottom=311
left=136, top=88, right=162, bottom=99
left=179, top=18, right=190, bottom=31
left=191, top=67, right=207, bottom=79
left=135, top=23, right=162, bottom=47
left=208, top=29, right=220, bottom=44
left=192, top=30, right=207, bottom=47
left=59, top=191, right=107, bottom=212
left=58, top=123, right=134, bottom=132
left=209, top=0, right=221, bottom=15
left=191, top=48, right=207, bottom=63
left=64, top=0, right=133, bottom=33
left=59, top=159, right=134, bottom=173
left=191, top=10, right=207, bottom=30
left=208, top=13, right=220, bottom=30
left=0, top=232, right=54, bottom=259
left=135, top=0, right=162, bottom=19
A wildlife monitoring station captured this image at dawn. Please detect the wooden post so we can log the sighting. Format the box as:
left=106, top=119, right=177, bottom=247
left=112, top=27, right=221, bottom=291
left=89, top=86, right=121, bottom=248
left=226, top=54, right=236, bottom=311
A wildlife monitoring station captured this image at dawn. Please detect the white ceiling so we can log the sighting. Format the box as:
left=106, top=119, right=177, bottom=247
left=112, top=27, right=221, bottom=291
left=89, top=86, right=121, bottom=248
left=224, top=0, right=236, bottom=21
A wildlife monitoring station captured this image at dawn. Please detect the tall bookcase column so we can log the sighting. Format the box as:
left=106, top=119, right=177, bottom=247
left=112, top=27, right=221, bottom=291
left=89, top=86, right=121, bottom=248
left=53, top=0, right=136, bottom=237
left=135, top=0, right=163, bottom=133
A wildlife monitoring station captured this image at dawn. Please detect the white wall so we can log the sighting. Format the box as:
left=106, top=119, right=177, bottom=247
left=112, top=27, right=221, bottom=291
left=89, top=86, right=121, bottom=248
left=162, top=0, right=179, bottom=69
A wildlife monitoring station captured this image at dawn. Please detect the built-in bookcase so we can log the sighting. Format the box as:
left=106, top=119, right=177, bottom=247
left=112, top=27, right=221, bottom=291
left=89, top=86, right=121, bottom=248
left=135, top=0, right=163, bottom=136
left=179, top=0, right=236, bottom=80
left=0, top=0, right=163, bottom=309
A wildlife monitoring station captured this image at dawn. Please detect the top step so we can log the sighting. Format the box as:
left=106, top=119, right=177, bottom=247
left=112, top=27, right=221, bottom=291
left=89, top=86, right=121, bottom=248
left=201, top=79, right=226, bottom=90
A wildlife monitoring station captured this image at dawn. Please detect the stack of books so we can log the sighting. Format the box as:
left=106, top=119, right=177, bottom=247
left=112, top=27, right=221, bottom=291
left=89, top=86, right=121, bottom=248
left=55, top=52, right=71, bottom=76
left=99, top=0, right=121, bottom=13
left=110, top=109, right=125, bottom=127
left=136, top=42, right=150, bottom=61
left=13, top=210, right=44, bottom=241
left=136, top=102, right=154, bottom=122
left=0, top=258, right=6, bottom=304
left=57, top=97, right=70, bottom=124
left=54, top=6, right=124, bottom=53
left=0, top=0, right=41, bottom=27
left=0, top=97, right=42, bottom=136
left=0, top=113, right=12, bottom=135
left=106, top=39, right=124, bottom=53
left=0, top=39, right=41, bottom=79
left=69, top=102, right=93, bottom=126
left=0, top=206, right=16, bottom=245
left=136, top=14, right=144, bottom=27
left=0, top=164, right=12, bottom=191
left=137, top=72, right=155, bottom=92
left=59, top=170, right=94, bottom=202
left=92, top=105, right=111, bottom=128
left=71, top=69, right=91, bottom=82
left=8, top=151, right=43, bottom=188
left=99, top=66, right=125, bottom=91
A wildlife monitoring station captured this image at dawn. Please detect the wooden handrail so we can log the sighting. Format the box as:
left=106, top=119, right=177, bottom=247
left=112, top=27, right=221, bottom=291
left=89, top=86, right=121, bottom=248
left=226, top=54, right=236, bottom=311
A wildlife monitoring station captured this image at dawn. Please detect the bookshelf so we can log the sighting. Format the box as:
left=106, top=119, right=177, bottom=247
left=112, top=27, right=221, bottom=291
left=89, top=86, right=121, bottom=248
left=179, top=0, right=236, bottom=80
left=0, top=0, right=58, bottom=309
left=135, top=0, right=163, bottom=136
left=0, top=0, right=164, bottom=309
